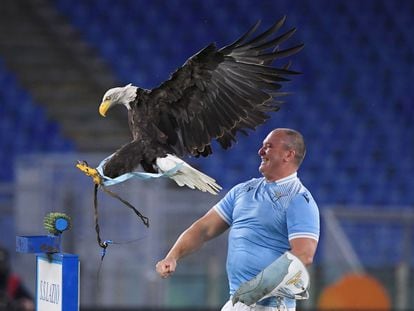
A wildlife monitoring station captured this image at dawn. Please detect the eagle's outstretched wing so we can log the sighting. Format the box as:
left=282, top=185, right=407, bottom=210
left=148, top=17, right=303, bottom=157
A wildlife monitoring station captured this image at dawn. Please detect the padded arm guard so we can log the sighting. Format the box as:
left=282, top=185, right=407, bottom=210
left=232, top=251, right=310, bottom=306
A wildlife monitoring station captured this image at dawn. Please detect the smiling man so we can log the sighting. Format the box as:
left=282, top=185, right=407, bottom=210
left=156, top=128, right=320, bottom=311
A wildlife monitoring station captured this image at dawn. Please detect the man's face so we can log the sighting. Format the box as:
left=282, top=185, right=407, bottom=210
left=257, top=130, right=291, bottom=181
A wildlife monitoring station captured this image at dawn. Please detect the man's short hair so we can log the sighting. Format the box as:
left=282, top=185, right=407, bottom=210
left=280, top=128, right=306, bottom=166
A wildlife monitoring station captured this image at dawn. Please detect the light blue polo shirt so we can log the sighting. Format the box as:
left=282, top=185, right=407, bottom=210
left=214, top=172, right=319, bottom=308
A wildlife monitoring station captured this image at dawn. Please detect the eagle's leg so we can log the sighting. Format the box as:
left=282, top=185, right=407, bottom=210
left=76, top=161, right=102, bottom=185
left=141, top=160, right=157, bottom=173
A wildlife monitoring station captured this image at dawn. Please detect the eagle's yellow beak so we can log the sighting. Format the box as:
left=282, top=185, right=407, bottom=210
left=99, top=100, right=111, bottom=117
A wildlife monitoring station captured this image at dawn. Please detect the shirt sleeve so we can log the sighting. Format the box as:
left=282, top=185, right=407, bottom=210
left=213, top=185, right=238, bottom=225
left=287, top=192, right=320, bottom=241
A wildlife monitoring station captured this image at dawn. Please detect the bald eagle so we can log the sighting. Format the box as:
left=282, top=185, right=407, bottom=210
left=88, top=17, right=303, bottom=194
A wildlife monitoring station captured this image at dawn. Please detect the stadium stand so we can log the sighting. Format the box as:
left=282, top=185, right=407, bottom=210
left=0, top=0, right=412, bottom=198
left=0, top=59, right=73, bottom=181
left=51, top=0, right=414, bottom=206
left=0, top=0, right=414, bottom=308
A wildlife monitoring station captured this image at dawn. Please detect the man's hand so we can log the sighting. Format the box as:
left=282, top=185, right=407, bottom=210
left=156, top=257, right=177, bottom=278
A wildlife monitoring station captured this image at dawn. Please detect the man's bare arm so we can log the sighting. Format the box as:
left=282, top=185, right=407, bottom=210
left=156, top=208, right=229, bottom=278
left=290, top=237, right=318, bottom=266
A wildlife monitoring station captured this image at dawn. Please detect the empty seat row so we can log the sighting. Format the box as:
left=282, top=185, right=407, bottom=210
left=0, top=60, right=74, bottom=181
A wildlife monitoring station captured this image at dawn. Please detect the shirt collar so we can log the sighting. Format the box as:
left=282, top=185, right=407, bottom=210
left=265, top=172, right=297, bottom=185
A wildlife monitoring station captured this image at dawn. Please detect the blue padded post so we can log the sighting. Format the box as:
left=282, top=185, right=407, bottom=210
left=16, top=212, right=79, bottom=311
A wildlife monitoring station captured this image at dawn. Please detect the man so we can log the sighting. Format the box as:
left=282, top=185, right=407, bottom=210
left=156, top=128, right=320, bottom=310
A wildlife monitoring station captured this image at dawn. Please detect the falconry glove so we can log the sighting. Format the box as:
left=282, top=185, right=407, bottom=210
left=232, top=251, right=309, bottom=306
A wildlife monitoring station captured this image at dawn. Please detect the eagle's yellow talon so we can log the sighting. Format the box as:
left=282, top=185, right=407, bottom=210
left=76, top=161, right=102, bottom=185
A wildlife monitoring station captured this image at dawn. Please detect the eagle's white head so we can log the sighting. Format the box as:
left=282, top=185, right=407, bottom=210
left=99, top=83, right=138, bottom=117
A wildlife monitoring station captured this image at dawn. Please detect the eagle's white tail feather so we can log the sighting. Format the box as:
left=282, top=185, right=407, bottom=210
left=156, top=154, right=222, bottom=195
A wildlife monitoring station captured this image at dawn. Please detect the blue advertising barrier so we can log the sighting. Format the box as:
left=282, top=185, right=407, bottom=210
left=16, top=213, right=79, bottom=311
